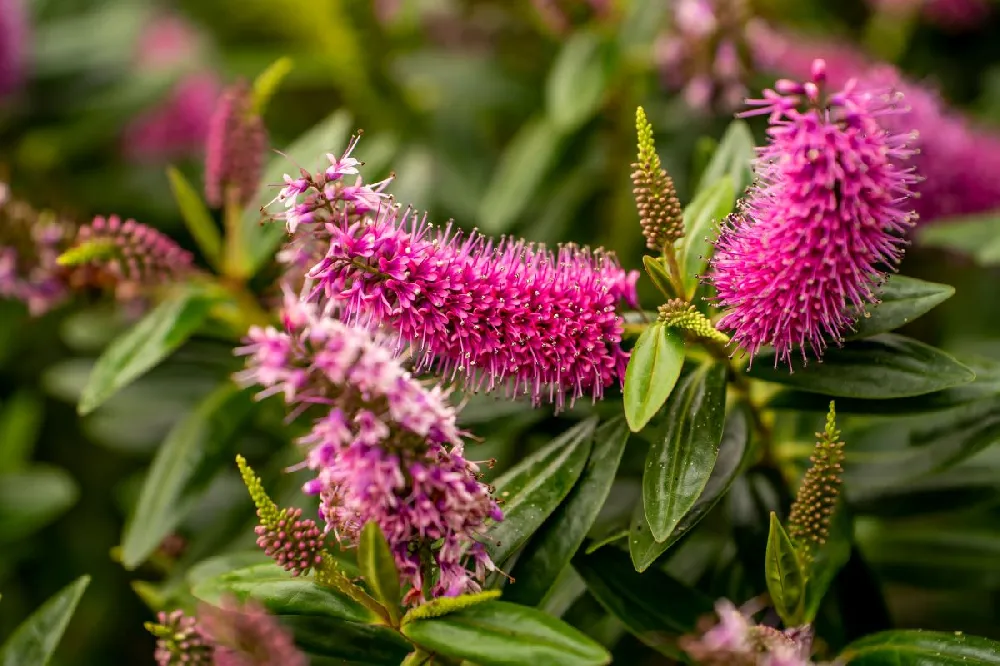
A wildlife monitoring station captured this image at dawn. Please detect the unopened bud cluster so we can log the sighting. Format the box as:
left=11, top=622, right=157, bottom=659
left=659, top=298, right=731, bottom=344
left=255, top=507, right=324, bottom=577
left=632, top=107, right=683, bottom=252
left=788, top=402, right=845, bottom=558
left=147, top=610, right=213, bottom=666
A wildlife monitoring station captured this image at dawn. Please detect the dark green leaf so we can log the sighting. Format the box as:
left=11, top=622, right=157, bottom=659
left=546, top=31, right=613, bottom=132
left=282, top=614, right=412, bottom=665
left=358, top=522, right=402, bottom=625
left=696, top=120, right=756, bottom=197
left=243, top=110, right=353, bottom=275
left=401, top=601, right=610, bottom=666
left=679, top=178, right=736, bottom=295
left=0, top=467, right=78, bottom=543
left=573, top=548, right=713, bottom=658
left=0, top=576, right=90, bottom=666
left=765, top=512, right=806, bottom=626
left=840, top=630, right=1000, bottom=664
left=120, top=383, right=255, bottom=569
left=486, top=418, right=596, bottom=566
left=402, top=591, right=502, bottom=624
left=167, top=166, right=222, bottom=269
left=747, top=334, right=975, bottom=399
left=848, top=275, right=954, bottom=339
left=643, top=361, right=727, bottom=542
left=0, top=391, right=43, bottom=471
left=630, top=406, right=749, bottom=572
left=642, top=255, right=676, bottom=299
left=506, top=419, right=630, bottom=606
left=191, top=563, right=381, bottom=624
left=79, top=288, right=214, bottom=415
left=478, top=116, right=567, bottom=234
left=624, top=323, right=685, bottom=432
left=802, top=503, right=852, bottom=623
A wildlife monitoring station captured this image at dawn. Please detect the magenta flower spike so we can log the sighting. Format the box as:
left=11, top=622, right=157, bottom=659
left=269, top=136, right=638, bottom=412
left=74, top=214, right=194, bottom=284
left=236, top=292, right=502, bottom=604
left=707, top=60, right=918, bottom=367
left=0, top=0, right=28, bottom=98
left=204, top=80, right=268, bottom=208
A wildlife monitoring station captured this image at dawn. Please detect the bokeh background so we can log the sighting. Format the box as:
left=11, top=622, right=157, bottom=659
left=3, top=0, right=1000, bottom=663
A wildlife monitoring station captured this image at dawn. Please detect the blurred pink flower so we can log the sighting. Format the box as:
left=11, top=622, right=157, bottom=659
left=0, top=0, right=28, bottom=97
left=123, top=72, right=221, bottom=163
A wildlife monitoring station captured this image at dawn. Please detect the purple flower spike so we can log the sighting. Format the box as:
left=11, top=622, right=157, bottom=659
left=201, top=599, right=307, bottom=666
left=707, top=60, right=918, bottom=367
left=74, top=214, right=194, bottom=286
left=205, top=80, right=268, bottom=209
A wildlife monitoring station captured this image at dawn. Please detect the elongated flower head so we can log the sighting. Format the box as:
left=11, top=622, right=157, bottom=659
left=708, top=60, right=918, bottom=366
left=0, top=0, right=28, bottom=97
left=633, top=107, right=683, bottom=251
left=236, top=292, right=502, bottom=604
left=146, top=610, right=213, bottom=666
left=271, top=136, right=637, bottom=412
left=205, top=80, right=268, bottom=208
left=201, top=599, right=306, bottom=666
left=788, top=402, right=844, bottom=559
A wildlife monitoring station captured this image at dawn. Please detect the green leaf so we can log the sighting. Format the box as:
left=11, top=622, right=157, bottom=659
left=486, top=418, right=596, bottom=566
left=401, top=601, right=611, bottom=666
left=167, top=167, right=223, bottom=269
left=358, top=522, right=402, bottom=625
left=546, top=31, right=613, bottom=132
left=0, top=391, right=43, bottom=471
left=251, top=56, right=294, bottom=115
left=848, top=275, right=955, bottom=339
left=747, top=334, right=975, bottom=399
left=402, top=591, right=502, bottom=624
left=679, top=177, right=736, bottom=296
left=642, top=255, right=676, bottom=299
left=242, top=109, right=353, bottom=275
left=918, top=213, right=1000, bottom=266
left=78, top=288, right=214, bottom=415
left=643, top=361, right=727, bottom=542
left=478, top=116, right=567, bottom=234
left=573, top=548, right=713, bottom=658
left=765, top=512, right=806, bottom=626
left=0, top=575, right=90, bottom=666
left=840, top=630, right=1000, bottom=664
left=284, top=614, right=412, bottom=666
left=505, top=418, right=630, bottom=606
left=0, top=467, right=78, bottom=544
left=120, top=383, right=254, bottom=569
left=192, top=563, right=380, bottom=624
left=696, top=120, right=756, bottom=197
left=623, top=323, right=685, bottom=432
left=630, top=406, right=749, bottom=572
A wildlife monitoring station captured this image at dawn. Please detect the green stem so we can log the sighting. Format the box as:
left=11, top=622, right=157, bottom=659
left=223, top=185, right=248, bottom=281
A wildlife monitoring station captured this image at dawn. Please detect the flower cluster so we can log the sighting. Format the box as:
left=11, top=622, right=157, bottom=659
left=632, top=107, right=683, bottom=251
left=236, top=292, right=502, bottom=604
left=70, top=215, right=194, bottom=288
left=254, top=507, right=324, bottom=577
left=204, top=80, right=268, bottom=208
left=0, top=0, right=27, bottom=97
left=148, top=610, right=213, bottom=666
left=680, top=600, right=826, bottom=666
left=655, top=0, right=754, bottom=111
left=271, top=137, right=638, bottom=412
left=865, top=0, right=990, bottom=31
left=787, top=402, right=845, bottom=559
left=708, top=60, right=918, bottom=366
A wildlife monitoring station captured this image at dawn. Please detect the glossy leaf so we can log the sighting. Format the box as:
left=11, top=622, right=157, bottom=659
left=573, top=548, right=713, bottom=658
left=358, top=522, right=402, bottom=625
left=642, top=255, right=676, bottom=299
left=78, top=288, right=214, bottom=415
left=643, top=361, right=727, bottom=542
left=765, top=512, right=806, bottom=627
left=486, top=417, right=596, bottom=566
left=120, top=383, right=254, bottom=569
left=623, top=322, right=685, bottom=432
left=848, top=275, right=954, bottom=339
left=630, top=406, right=749, bottom=572
left=166, top=166, right=222, bottom=269
left=546, top=31, right=612, bottom=132
left=242, top=109, right=353, bottom=274
left=506, top=418, right=630, bottom=605
left=747, top=334, right=975, bottom=399
left=402, top=591, right=502, bottom=624
left=278, top=615, right=412, bottom=666
left=696, top=119, right=756, bottom=197
left=0, top=576, right=90, bottom=666
left=679, top=177, right=737, bottom=295
left=478, top=116, right=566, bottom=234
left=401, top=601, right=611, bottom=666
left=840, top=630, right=1000, bottom=664
left=0, top=467, right=78, bottom=544
left=802, top=503, right=852, bottom=623
left=192, top=563, right=380, bottom=624
left=0, top=391, right=43, bottom=471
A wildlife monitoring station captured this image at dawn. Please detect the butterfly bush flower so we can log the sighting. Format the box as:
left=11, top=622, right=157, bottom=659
left=680, top=600, right=825, bottom=666
left=708, top=60, right=918, bottom=366
left=205, top=80, right=268, bottom=208
left=655, top=0, right=754, bottom=111
left=271, top=136, right=638, bottom=411
left=236, top=292, right=502, bottom=604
